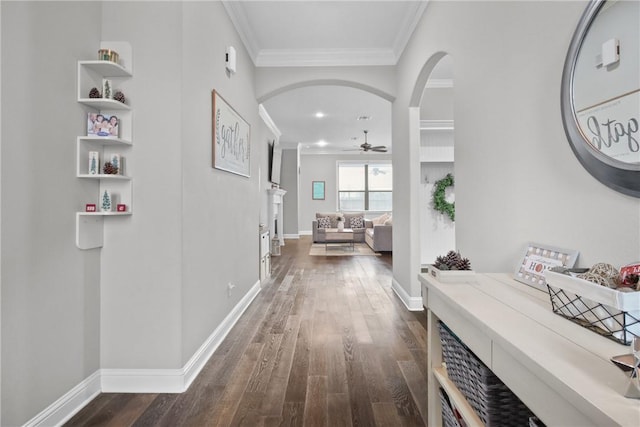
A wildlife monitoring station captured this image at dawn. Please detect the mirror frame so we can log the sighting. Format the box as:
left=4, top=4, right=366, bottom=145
left=561, top=0, right=640, bottom=197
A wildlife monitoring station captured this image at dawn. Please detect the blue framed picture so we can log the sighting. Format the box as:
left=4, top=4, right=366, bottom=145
left=312, top=181, right=325, bottom=200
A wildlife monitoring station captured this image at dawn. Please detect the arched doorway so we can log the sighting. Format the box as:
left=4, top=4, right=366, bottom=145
left=260, top=83, right=394, bottom=244
left=409, top=53, right=455, bottom=272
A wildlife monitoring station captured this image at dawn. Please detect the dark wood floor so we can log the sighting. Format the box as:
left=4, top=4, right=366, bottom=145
left=65, top=237, right=427, bottom=427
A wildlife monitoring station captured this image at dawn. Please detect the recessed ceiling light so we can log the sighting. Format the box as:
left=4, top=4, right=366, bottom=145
left=357, top=115, right=371, bottom=121
left=317, top=140, right=328, bottom=147
left=315, top=112, right=325, bottom=118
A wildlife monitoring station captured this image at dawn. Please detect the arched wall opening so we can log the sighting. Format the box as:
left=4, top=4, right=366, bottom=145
left=408, top=51, right=455, bottom=280
left=259, top=79, right=394, bottom=243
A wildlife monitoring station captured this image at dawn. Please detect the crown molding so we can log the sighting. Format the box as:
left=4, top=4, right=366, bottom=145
left=224, top=1, right=429, bottom=67
left=222, top=1, right=259, bottom=65
left=255, top=48, right=397, bottom=67
left=392, top=0, right=429, bottom=60
left=258, top=104, right=282, bottom=139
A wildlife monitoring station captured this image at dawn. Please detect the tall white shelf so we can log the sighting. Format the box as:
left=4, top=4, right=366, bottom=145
left=76, top=42, right=133, bottom=250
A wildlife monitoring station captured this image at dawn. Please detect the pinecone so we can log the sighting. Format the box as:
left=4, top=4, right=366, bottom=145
left=103, top=162, right=118, bottom=174
left=89, top=87, right=101, bottom=98
left=454, top=257, right=472, bottom=271
left=434, top=250, right=472, bottom=271
left=444, top=250, right=460, bottom=266
left=434, top=256, right=448, bottom=270
left=114, top=91, right=126, bottom=104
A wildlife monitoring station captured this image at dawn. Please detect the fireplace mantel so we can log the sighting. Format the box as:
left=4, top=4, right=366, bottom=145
left=267, top=188, right=286, bottom=250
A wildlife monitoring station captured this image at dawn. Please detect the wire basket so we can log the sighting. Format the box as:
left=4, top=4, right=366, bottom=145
left=544, top=270, right=640, bottom=345
left=438, top=322, right=535, bottom=427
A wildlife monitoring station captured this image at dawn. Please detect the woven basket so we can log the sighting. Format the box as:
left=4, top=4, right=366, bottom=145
left=439, top=388, right=462, bottom=427
left=439, top=322, right=535, bottom=426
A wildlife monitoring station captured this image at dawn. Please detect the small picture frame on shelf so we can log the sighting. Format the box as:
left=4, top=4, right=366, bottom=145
left=85, top=204, right=96, bottom=212
left=87, top=113, right=119, bottom=137
left=514, top=242, right=579, bottom=291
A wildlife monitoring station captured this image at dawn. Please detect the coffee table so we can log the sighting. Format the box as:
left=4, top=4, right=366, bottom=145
left=324, top=228, right=354, bottom=251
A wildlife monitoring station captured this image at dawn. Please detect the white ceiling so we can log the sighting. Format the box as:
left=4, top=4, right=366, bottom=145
left=223, top=1, right=434, bottom=153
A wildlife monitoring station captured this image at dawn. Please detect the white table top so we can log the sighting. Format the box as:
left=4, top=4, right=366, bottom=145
left=419, top=272, right=640, bottom=426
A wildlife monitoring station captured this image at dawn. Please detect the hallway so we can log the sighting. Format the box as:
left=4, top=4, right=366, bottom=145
left=65, top=237, right=427, bottom=426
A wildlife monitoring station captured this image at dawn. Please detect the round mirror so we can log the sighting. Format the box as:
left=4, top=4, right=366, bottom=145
left=561, top=0, right=640, bottom=196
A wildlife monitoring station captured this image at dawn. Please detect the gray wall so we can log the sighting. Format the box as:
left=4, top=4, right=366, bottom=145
left=99, top=1, right=266, bottom=369
left=298, top=153, right=392, bottom=234
left=1, top=1, right=269, bottom=424
left=393, top=0, right=640, bottom=299
left=1, top=2, right=102, bottom=425
left=281, top=148, right=298, bottom=236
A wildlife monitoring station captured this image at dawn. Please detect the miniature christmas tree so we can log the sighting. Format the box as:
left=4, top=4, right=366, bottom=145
left=101, top=190, right=112, bottom=212
left=103, top=80, right=111, bottom=99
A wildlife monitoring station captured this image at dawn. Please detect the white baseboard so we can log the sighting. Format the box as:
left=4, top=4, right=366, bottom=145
left=102, top=279, right=261, bottom=393
left=391, top=278, right=424, bottom=311
left=24, top=371, right=101, bottom=427
left=283, top=234, right=299, bottom=239
left=26, top=280, right=262, bottom=425
left=299, top=230, right=312, bottom=236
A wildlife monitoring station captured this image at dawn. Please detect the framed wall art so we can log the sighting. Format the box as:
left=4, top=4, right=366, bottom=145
left=312, top=181, right=325, bottom=200
left=514, top=242, right=579, bottom=291
left=212, top=90, right=251, bottom=177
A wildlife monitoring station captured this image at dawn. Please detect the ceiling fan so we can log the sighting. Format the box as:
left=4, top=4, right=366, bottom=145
left=346, top=130, right=388, bottom=153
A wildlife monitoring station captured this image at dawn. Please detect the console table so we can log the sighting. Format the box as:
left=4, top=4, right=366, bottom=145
left=419, top=272, right=640, bottom=427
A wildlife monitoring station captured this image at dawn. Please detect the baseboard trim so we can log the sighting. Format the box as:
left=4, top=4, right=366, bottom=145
left=27, top=280, right=262, bottom=424
left=102, top=279, right=262, bottom=393
left=182, top=279, right=261, bottom=390
left=283, top=234, right=299, bottom=239
left=391, top=277, right=424, bottom=311
left=299, top=230, right=312, bottom=236
left=24, top=370, right=101, bottom=427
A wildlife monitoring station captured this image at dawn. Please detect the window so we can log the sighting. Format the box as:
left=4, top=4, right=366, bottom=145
left=338, top=162, right=392, bottom=211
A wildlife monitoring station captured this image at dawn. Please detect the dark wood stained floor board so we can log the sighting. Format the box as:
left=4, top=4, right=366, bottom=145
left=64, top=237, right=426, bottom=427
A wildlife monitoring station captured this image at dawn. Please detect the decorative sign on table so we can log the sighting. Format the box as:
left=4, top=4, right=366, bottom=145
left=212, top=90, right=251, bottom=177
left=514, top=242, right=579, bottom=291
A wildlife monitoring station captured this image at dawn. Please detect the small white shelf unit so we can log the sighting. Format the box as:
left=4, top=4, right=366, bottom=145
left=76, top=42, right=133, bottom=250
left=420, top=120, right=454, bottom=163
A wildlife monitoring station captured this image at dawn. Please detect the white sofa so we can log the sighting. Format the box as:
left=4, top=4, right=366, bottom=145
left=365, top=224, right=392, bottom=252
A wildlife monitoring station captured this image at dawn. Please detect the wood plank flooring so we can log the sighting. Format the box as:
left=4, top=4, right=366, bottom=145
left=65, top=237, right=427, bottom=427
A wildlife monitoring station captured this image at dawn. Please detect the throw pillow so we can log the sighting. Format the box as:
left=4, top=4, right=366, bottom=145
left=350, top=216, right=365, bottom=229
left=372, top=213, right=389, bottom=225
left=317, top=217, right=331, bottom=228
left=384, top=216, right=393, bottom=226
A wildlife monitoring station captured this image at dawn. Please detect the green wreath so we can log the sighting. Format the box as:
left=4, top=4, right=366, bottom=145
left=432, top=173, right=455, bottom=221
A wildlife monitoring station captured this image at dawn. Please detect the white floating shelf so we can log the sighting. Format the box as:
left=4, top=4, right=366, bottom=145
left=78, top=98, right=131, bottom=110
left=78, top=136, right=132, bottom=146
left=77, top=211, right=132, bottom=216
left=78, top=60, right=132, bottom=77
left=77, top=174, right=131, bottom=180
